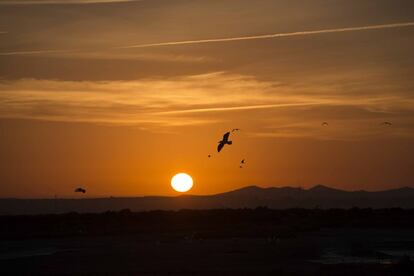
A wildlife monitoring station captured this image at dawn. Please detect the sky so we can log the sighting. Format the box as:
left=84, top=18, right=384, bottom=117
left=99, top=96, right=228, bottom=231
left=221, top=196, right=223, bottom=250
left=1, top=0, right=414, bottom=197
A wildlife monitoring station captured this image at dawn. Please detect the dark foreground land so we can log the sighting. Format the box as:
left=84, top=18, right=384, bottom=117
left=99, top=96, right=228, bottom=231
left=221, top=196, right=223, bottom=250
left=1, top=208, right=414, bottom=275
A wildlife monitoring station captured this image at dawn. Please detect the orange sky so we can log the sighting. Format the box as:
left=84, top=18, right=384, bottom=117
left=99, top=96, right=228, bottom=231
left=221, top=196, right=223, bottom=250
left=1, top=0, right=414, bottom=197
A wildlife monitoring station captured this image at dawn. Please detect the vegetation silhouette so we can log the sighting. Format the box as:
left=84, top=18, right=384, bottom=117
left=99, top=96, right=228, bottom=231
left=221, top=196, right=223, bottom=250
left=1, top=208, right=414, bottom=275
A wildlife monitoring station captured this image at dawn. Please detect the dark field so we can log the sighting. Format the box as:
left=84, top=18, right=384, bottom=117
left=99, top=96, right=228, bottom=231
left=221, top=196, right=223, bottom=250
left=1, top=208, right=414, bottom=275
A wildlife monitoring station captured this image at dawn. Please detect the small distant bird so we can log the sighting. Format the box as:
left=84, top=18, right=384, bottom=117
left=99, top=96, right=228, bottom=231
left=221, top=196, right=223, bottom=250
left=321, top=122, right=329, bottom=126
left=231, top=128, right=240, bottom=132
left=239, top=159, right=246, bottom=168
left=381, top=121, right=392, bottom=126
left=208, top=154, right=211, bottom=158
left=241, top=159, right=245, bottom=164
left=75, top=187, right=86, bottom=194
left=217, top=132, right=232, bottom=152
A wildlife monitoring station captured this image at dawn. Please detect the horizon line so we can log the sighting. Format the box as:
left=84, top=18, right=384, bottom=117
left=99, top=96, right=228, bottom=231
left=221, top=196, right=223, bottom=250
left=1, top=184, right=412, bottom=199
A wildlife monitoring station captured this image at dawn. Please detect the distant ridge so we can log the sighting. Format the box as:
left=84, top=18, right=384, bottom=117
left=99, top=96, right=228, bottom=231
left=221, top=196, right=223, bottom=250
left=308, top=184, right=343, bottom=192
left=1, top=185, right=413, bottom=215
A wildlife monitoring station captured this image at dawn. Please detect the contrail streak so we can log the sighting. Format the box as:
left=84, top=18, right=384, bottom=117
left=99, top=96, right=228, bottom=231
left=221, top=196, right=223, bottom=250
left=120, top=21, right=414, bottom=48
left=2, top=21, right=414, bottom=56
left=156, top=102, right=322, bottom=115
left=0, top=0, right=137, bottom=4
left=0, top=49, right=77, bottom=56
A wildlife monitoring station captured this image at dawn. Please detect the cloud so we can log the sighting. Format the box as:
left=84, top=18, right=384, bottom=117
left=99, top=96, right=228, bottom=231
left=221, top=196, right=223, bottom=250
left=120, top=22, right=414, bottom=48
left=155, top=103, right=322, bottom=115
left=1, top=72, right=413, bottom=139
left=0, top=73, right=276, bottom=126
left=2, top=21, right=414, bottom=57
left=0, top=49, right=76, bottom=56
left=0, top=49, right=211, bottom=66
left=250, top=119, right=407, bottom=141
left=0, top=0, right=137, bottom=4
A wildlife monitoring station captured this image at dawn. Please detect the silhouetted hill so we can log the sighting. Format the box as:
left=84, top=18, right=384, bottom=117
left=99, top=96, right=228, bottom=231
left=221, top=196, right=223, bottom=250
left=308, top=184, right=344, bottom=194
left=1, top=185, right=414, bottom=215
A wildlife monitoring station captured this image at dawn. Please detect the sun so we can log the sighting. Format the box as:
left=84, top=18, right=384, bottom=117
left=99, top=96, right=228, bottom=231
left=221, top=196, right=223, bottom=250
left=171, top=173, right=193, bottom=193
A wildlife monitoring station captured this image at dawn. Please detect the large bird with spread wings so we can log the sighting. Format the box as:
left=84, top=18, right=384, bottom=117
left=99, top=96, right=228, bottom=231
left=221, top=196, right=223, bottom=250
left=217, top=132, right=232, bottom=152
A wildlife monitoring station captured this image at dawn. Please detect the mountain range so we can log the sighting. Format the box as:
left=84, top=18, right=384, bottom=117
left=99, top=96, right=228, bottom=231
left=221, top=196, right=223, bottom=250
left=1, top=185, right=414, bottom=215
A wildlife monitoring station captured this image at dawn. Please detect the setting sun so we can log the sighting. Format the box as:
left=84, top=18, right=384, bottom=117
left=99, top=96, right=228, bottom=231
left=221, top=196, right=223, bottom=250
left=171, top=173, right=193, bottom=193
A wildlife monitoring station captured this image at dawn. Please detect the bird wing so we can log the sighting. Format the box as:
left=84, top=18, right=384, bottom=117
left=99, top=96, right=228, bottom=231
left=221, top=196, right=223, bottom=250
left=217, top=142, right=224, bottom=152
left=223, top=132, right=230, bottom=142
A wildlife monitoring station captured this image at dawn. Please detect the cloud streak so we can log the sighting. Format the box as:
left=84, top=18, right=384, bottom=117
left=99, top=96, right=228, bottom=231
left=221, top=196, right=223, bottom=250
left=2, top=21, right=413, bottom=56
left=1, top=71, right=413, bottom=140
left=0, top=0, right=137, bottom=4
left=120, top=22, right=414, bottom=48
left=0, top=73, right=276, bottom=126
left=0, top=49, right=76, bottom=56
left=1, top=72, right=413, bottom=134
left=156, top=103, right=322, bottom=115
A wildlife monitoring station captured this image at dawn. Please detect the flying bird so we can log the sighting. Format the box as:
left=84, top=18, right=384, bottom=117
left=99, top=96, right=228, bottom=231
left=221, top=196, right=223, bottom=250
left=75, top=188, right=86, bottom=194
left=321, top=122, right=329, bottom=126
left=239, top=159, right=246, bottom=168
left=217, top=132, right=232, bottom=152
left=381, top=121, right=392, bottom=126
left=208, top=154, right=211, bottom=158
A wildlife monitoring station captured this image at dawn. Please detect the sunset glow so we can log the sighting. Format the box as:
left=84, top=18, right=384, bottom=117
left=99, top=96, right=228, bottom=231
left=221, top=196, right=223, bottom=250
left=171, top=173, right=193, bottom=193
left=0, top=0, right=414, bottom=197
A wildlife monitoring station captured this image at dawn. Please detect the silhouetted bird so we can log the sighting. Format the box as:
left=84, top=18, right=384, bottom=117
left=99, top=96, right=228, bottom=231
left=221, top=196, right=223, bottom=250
left=322, top=122, right=329, bottom=126
left=75, top=188, right=86, bottom=194
left=241, top=159, right=245, bottom=164
left=217, top=132, right=232, bottom=152
left=208, top=154, right=211, bottom=158
left=381, top=121, right=392, bottom=126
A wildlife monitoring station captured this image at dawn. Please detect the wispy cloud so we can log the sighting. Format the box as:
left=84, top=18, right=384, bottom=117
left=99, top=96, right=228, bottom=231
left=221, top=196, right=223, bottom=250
left=1, top=72, right=413, bottom=139
left=120, top=22, right=414, bottom=48
left=250, top=119, right=410, bottom=141
left=0, top=49, right=76, bottom=56
left=156, top=103, right=323, bottom=115
left=48, top=51, right=212, bottom=63
left=0, top=73, right=276, bottom=126
left=0, top=0, right=137, bottom=5
left=0, top=49, right=211, bottom=64
left=2, top=21, right=414, bottom=56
